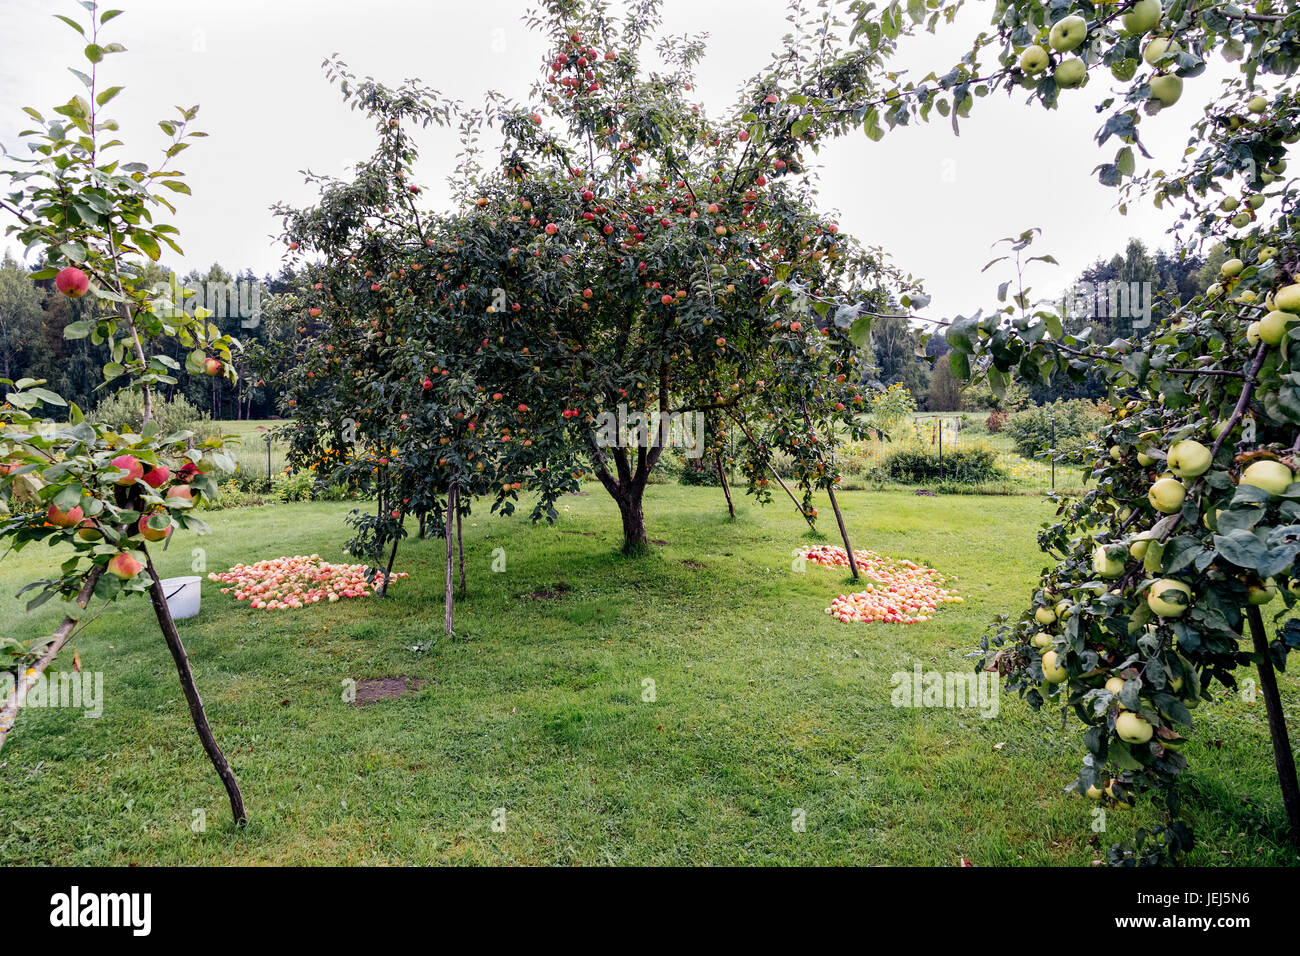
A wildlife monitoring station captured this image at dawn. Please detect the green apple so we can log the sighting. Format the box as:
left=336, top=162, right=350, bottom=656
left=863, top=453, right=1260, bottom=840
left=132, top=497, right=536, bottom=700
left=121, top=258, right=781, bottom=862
left=1268, top=159, right=1287, bottom=175
left=1129, top=534, right=1153, bottom=560
left=1034, top=605, right=1057, bottom=626
left=1123, top=0, right=1163, bottom=34
left=1116, top=711, right=1154, bottom=744
left=1220, top=197, right=1240, bottom=212
left=1257, top=309, right=1296, bottom=345
left=1240, top=459, right=1294, bottom=495
left=1166, top=439, right=1212, bottom=478
left=1275, top=283, right=1300, bottom=312
left=1259, top=246, right=1279, bottom=262
left=1041, top=650, right=1068, bottom=683
left=1246, top=194, right=1265, bottom=210
left=1247, top=320, right=1262, bottom=345
left=1032, top=631, right=1054, bottom=650
left=1143, top=36, right=1181, bottom=66
left=1020, top=44, right=1050, bottom=74
left=1247, top=578, right=1278, bottom=605
left=1054, top=57, right=1087, bottom=88
left=1093, top=545, right=1126, bottom=579
left=1248, top=95, right=1268, bottom=114
left=1148, top=476, right=1186, bottom=513
left=1150, top=74, right=1183, bottom=106
left=1055, top=599, right=1072, bottom=620
left=1137, top=449, right=1157, bottom=466
left=1220, top=257, right=1244, bottom=277
left=1050, top=15, right=1088, bottom=52
left=1105, top=676, right=1126, bottom=695
left=1086, top=783, right=1105, bottom=799
left=1147, top=578, right=1192, bottom=617
left=1231, top=212, right=1253, bottom=228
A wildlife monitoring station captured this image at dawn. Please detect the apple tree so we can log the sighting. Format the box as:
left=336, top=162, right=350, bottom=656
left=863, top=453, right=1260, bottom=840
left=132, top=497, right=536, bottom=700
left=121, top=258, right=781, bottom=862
left=810, top=0, right=1300, bottom=859
left=0, top=3, right=246, bottom=823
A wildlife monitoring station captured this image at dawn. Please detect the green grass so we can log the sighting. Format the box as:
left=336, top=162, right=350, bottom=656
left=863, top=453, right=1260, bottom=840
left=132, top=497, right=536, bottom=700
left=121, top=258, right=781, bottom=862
left=0, top=485, right=1296, bottom=865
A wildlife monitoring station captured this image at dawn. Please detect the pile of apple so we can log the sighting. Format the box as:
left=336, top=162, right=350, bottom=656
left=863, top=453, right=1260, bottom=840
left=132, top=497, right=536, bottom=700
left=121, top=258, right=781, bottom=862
left=208, top=554, right=408, bottom=610
left=798, top=545, right=963, bottom=624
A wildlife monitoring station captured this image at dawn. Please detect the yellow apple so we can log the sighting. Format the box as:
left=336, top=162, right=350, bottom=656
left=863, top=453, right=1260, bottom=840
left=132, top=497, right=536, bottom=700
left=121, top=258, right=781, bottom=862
left=1041, top=650, right=1068, bottom=683
left=1149, top=73, right=1183, bottom=106
left=1275, top=284, right=1300, bottom=313
left=1035, top=605, right=1057, bottom=626
left=1054, top=57, right=1087, bottom=88
left=1241, top=459, right=1294, bottom=496
left=1093, top=545, right=1126, bottom=579
left=1033, top=631, right=1054, bottom=649
left=1020, top=44, right=1050, bottom=74
left=1147, top=578, right=1192, bottom=617
left=1148, top=476, right=1186, bottom=513
left=1257, top=309, right=1296, bottom=345
left=1167, top=439, right=1212, bottom=478
left=1049, top=15, right=1088, bottom=52
left=1122, top=0, right=1163, bottom=34
left=1220, top=257, right=1245, bottom=277
left=1143, top=36, right=1182, bottom=65
left=1116, top=711, right=1154, bottom=744
left=1105, top=677, right=1126, bottom=695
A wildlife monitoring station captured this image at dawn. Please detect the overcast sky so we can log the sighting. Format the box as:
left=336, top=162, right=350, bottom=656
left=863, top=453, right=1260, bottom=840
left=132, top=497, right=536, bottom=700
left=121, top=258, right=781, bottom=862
left=0, top=0, right=1224, bottom=319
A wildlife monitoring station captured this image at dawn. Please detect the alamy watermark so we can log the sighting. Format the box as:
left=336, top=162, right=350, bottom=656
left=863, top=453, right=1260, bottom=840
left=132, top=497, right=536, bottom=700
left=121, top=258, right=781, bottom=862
left=890, top=664, right=999, bottom=718
left=594, top=403, right=704, bottom=458
left=1059, top=280, right=1154, bottom=330
left=2, top=669, right=103, bottom=718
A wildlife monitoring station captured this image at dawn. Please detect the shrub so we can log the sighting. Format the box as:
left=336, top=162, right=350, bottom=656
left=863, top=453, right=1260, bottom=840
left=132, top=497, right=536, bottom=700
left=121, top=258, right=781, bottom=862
left=677, top=457, right=720, bottom=486
left=986, top=409, right=1009, bottom=433
left=1002, top=400, right=1103, bottom=463
left=876, top=442, right=1005, bottom=485
left=271, top=469, right=314, bottom=502
left=867, top=383, right=917, bottom=437
left=92, top=391, right=215, bottom=438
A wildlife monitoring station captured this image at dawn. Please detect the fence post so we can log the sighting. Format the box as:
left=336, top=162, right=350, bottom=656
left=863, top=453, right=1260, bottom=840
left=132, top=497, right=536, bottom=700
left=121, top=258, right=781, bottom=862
left=266, top=434, right=272, bottom=487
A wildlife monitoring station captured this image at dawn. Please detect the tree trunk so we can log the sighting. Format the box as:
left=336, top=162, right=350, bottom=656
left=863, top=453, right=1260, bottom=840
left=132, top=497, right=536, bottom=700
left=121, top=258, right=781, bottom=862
left=615, top=483, right=648, bottom=554
left=1246, top=604, right=1300, bottom=846
left=0, top=567, right=102, bottom=753
left=716, top=454, right=735, bottom=519
left=144, top=554, right=246, bottom=826
left=825, top=483, right=859, bottom=581
left=456, top=501, right=465, bottom=592
left=379, top=520, right=401, bottom=598
left=444, top=485, right=456, bottom=636
left=418, top=510, right=427, bottom=539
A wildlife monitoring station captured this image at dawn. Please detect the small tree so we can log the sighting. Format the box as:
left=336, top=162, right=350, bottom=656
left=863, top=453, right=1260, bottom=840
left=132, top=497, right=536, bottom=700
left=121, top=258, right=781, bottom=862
left=0, top=3, right=245, bottom=824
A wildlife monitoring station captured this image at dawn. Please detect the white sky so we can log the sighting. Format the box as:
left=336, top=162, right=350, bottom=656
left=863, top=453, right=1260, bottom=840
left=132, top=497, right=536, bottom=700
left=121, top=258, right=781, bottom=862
left=0, top=0, right=1227, bottom=319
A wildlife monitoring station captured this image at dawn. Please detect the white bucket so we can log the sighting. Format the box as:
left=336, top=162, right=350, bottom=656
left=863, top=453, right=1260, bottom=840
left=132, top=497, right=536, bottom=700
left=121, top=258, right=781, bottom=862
left=161, top=576, right=202, bottom=620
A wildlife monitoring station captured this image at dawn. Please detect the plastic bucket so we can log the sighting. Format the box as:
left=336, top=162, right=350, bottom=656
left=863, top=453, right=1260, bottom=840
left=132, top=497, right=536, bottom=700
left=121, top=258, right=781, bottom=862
left=161, top=576, right=202, bottom=620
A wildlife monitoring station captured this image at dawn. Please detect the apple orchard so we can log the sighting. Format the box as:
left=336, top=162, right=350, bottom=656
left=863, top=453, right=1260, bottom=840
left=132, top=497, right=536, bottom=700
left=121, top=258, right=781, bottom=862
left=1, top=0, right=1300, bottom=865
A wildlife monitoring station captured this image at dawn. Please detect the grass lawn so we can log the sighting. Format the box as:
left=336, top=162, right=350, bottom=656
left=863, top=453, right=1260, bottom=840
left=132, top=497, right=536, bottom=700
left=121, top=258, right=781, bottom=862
left=1, top=485, right=1296, bottom=865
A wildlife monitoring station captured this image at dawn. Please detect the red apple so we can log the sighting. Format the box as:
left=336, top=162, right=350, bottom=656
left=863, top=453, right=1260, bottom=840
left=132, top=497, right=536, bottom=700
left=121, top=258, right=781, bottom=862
left=166, top=484, right=193, bottom=501
left=204, top=358, right=224, bottom=376
left=107, top=551, right=143, bottom=580
left=137, top=515, right=172, bottom=542
left=111, top=454, right=144, bottom=485
left=46, top=503, right=83, bottom=528
left=55, top=266, right=90, bottom=298
left=142, top=464, right=171, bottom=489
left=76, top=519, right=102, bottom=541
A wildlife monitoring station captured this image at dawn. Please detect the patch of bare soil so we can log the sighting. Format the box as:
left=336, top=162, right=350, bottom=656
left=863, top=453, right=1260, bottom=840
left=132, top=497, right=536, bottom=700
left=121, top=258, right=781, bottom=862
left=352, top=676, right=425, bottom=707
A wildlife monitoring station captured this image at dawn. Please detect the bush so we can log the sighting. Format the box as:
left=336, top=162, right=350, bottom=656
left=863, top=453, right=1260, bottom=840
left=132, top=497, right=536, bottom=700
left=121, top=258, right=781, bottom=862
left=271, top=469, right=314, bottom=502
left=93, top=391, right=215, bottom=438
left=1002, top=400, right=1103, bottom=463
left=986, top=409, right=1009, bottom=433
left=677, top=457, right=720, bottom=486
left=876, top=442, right=1005, bottom=485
